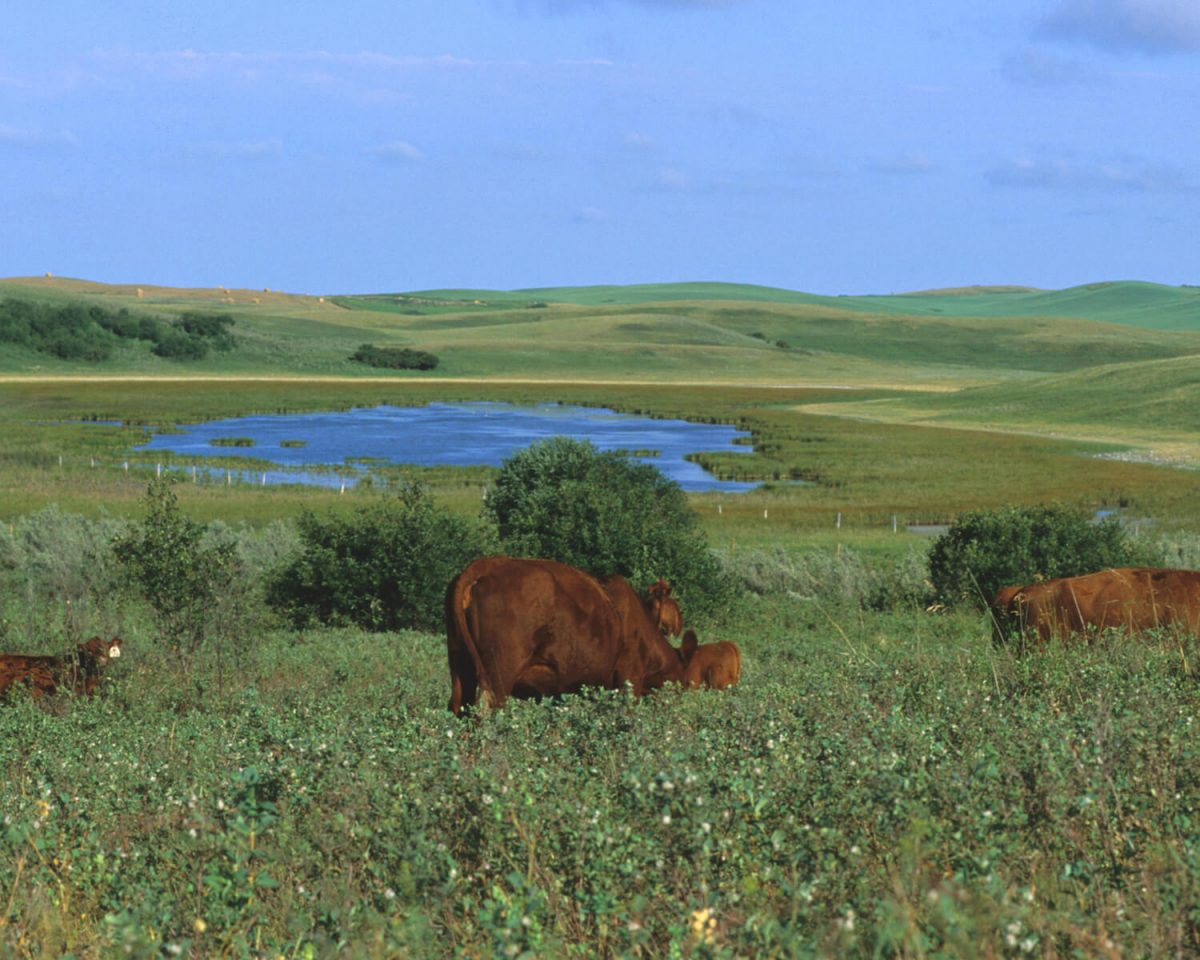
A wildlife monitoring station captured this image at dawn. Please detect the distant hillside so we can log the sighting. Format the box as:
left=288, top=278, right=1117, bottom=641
left=369, top=280, right=1200, bottom=331
left=800, top=353, right=1200, bottom=454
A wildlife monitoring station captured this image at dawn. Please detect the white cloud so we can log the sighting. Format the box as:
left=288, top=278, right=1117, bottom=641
left=1001, top=48, right=1101, bottom=85
left=88, top=48, right=521, bottom=80
left=0, top=124, right=78, bottom=148
left=868, top=153, right=939, bottom=176
left=985, top=156, right=1191, bottom=192
left=373, top=140, right=425, bottom=163
left=192, top=138, right=283, bottom=158
left=574, top=205, right=609, bottom=222
left=623, top=131, right=656, bottom=149
left=524, top=0, right=748, bottom=9
left=653, top=166, right=691, bottom=191
left=1040, top=0, right=1200, bottom=54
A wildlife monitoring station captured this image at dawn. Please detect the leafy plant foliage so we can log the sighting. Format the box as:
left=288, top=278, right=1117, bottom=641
left=350, top=343, right=439, bottom=371
left=484, top=436, right=731, bottom=619
left=267, top=481, right=494, bottom=631
left=0, top=298, right=235, bottom=363
left=927, top=503, right=1153, bottom=608
left=113, top=476, right=242, bottom=652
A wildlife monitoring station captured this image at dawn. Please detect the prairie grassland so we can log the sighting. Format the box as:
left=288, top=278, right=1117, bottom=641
left=4, top=601, right=1200, bottom=957
left=2, top=378, right=1199, bottom=534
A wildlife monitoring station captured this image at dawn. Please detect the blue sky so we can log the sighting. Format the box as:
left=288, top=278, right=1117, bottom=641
left=1, top=0, right=1197, bottom=294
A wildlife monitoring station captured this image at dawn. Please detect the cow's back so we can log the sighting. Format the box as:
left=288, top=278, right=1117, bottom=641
left=683, top=641, right=741, bottom=690
left=447, top=556, right=624, bottom=714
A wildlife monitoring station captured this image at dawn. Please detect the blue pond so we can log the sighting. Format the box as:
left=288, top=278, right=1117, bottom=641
left=137, top=402, right=758, bottom=492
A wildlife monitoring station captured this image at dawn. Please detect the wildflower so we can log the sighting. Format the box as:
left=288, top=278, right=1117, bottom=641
left=193, top=918, right=207, bottom=934
left=689, top=907, right=717, bottom=945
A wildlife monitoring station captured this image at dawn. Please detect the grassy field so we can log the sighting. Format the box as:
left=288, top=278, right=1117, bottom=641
left=2, top=276, right=1200, bottom=956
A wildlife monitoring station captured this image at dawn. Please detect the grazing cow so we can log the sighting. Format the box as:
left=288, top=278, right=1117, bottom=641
left=445, top=556, right=693, bottom=715
left=647, top=578, right=683, bottom=638
left=999, top=568, right=1200, bottom=648
left=678, top=630, right=741, bottom=690
left=989, top=585, right=1024, bottom=647
left=0, top=636, right=123, bottom=700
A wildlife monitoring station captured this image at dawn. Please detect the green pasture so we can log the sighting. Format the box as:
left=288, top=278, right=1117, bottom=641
left=4, top=601, right=1200, bottom=956
left=382, top=278, right=1200, bottom=330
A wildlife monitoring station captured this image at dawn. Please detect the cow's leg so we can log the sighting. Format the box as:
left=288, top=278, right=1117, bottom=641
left=447, top=644, right=479, bottom=716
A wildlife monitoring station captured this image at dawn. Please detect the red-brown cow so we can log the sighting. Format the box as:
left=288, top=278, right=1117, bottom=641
left=999, top=567, right=1200, bottom=648
left=0, top=636, right=123, bottom=700
left=678, top=630, right=741, bottom=690
left=445, top=556, right=690, bottom=715
left=647, top=578, right=683, bottom=638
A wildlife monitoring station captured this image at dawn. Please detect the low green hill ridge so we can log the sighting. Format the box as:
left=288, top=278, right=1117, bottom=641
left=372, top=280, right=1200, bottom=331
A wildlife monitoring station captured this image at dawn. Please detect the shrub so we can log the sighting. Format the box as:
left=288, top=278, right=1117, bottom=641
left=267, top=482, right=494, bottom=631
left=0, top=506, right=128, bottom=644
left=484, top=437, right=732, bottom=620
left=114, top=476, right=242, bottom=653
left=927, top=504, right=1154, bottom=608
left=350, top=344, right=439, bottom=371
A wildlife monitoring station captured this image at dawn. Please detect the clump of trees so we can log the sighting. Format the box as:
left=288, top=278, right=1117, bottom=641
left=350, top=344, right=439, bottom=371
left=928, top=504, right=1155, bottom=608
left=266, top=438, right=732, bottom=630
left=266, top=482, right=494, bottom=632
left=0, top=298, right=236, bottom=363
left=484, top=437, right=732, bottom=620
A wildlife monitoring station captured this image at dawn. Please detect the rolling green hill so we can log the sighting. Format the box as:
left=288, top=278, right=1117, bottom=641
left=355, top=279, right=1200, bottom=331
left=2, top=276, right=1200, bottom=388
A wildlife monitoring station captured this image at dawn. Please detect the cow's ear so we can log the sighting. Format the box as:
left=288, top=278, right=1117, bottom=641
left=680, top=629, right=698, bottom=660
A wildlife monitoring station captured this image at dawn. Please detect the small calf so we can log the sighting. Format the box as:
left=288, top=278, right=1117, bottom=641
left=0, top=636, right=123, bottom=700
left=679, top=630, right=741, bottom=690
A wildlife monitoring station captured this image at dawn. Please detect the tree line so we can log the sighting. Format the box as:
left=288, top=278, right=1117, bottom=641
left=0, top=298, right=236, bottom=363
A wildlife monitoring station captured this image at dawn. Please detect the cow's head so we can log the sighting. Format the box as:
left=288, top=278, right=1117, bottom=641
left=647, top=579, right=683, bottom=637
left=81, top=636, right=122, bottom=665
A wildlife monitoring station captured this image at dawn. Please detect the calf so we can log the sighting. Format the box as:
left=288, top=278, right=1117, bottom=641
left=678, top=630, right=741, bottom=690
left=0, top=636, right=123, bottom=700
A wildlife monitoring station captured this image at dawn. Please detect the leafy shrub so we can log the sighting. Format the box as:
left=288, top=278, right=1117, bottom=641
left=179, top=311, right=236, bottom=350
left=0, top=297, right=236, bottom=364
left=484, top=437, right=731, bottom=619
left=152, top=329, right=210, bottom=360
left=350, top=344, right=439, bottom=371
left=114, top=476, right=242, bottom=653
left=927, top=504, right=1154, bottom=608
left=267, top=482, right=494, bottom=631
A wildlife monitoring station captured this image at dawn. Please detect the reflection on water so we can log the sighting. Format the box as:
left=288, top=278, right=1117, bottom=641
left=137, top=402, right=758, bottom=492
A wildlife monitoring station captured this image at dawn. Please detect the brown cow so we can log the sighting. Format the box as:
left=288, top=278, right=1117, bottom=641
left=678, top=630, right=741, bottom=690
left=445, top=556, right=692, bottom=715
left=647, top=578, right=683, bottom=638
left=989, top=585, right=1024, bottom=647
left=0, top=636, right=123, bottom=700
left=1000, top=568, right=1200, bottom=648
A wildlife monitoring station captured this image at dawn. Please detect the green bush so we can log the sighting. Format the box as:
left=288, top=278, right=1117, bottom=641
left=350, top=344, right=439, bottom=371
left=267, top=482, right=494, bottom=631
left=927, top=504, right=1154, bottom=608
left=114, top=476, right=242, bottom=653
left=484, top=436, right=732, bottom=620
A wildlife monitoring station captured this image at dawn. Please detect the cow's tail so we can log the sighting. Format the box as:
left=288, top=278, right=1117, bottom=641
left=445, top=570, right=491, bottom=716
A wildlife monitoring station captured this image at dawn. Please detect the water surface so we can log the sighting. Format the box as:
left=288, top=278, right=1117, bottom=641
left=137, top=402, right=757, bottom=492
